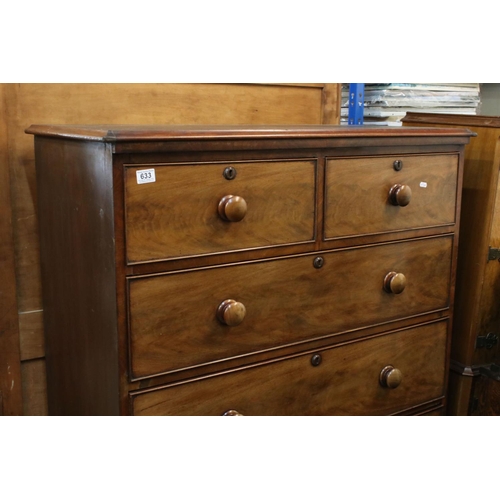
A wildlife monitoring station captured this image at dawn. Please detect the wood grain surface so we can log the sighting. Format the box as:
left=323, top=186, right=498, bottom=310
left=324, top=153, right=459, bottom=239
left=131, top=321, right=448, bottom=416
left=129, top=236, right=453, bottom=379
left=125, top=159, right=316, bottom=262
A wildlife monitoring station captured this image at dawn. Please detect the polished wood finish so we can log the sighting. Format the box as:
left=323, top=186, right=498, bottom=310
left=25, top=123, right=470, bottom=142
left=28, top=124, right=470, bottom=415
left=389, top=184, right=412, bottom=207
left=131, top=321, right=447, bottom=416
left=218, top=195, right=248, bottom=222
left=383, top=272, right=407, bottom=295
left=403, top=112, right=500, bottom=415
left=124, top=159, right=316, bottom=263
left=128, top=237, right=453, bottom=380
left=380, top=365, right=404, bottom=389
left=34, top=138, right=120, bottom=415
left=222, top=409, right=244, bottom=416
left=324, top=154, right=459, bottom=240
left=217, top=299, right=247, bottom=327
left=2, top=83, right=341, bottom=414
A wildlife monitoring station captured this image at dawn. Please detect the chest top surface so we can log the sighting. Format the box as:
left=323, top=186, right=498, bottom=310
left=25, top=123, right=473, bottom=141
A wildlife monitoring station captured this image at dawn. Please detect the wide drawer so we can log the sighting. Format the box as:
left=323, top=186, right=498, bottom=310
left=130, top=321, right=448, bottom=416
left=324, top=154, right=458, bottom=239
left=124, top=159, right=316, bottom=263
left=128, top=236, right=453, bottom=379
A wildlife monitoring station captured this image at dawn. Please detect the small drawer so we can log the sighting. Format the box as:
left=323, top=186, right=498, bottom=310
left=124, top=159, right=316, bottom=263
left=130, top=321, right=448, bottom=416
left=128, top=236, right=453, bottom=379
left=324, top=154, right=458, bottom=240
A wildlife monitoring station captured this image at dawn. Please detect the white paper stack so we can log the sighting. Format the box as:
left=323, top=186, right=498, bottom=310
left=341, top=83, right=481, bottom=126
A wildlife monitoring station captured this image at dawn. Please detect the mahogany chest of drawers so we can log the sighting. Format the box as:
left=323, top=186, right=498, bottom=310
left=27, top=124, right=472, bottom=415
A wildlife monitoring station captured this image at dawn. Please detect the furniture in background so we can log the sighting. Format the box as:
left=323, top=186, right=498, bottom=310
left=403, top=112, right=500, bottom=415
left=0, top=86, right=23, bottom=416
left=27, top=124, right=471, bottom=415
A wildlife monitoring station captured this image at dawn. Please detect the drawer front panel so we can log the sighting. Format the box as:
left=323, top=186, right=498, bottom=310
left=420, top=408, right=444, bottom=416
left=324, top=154, right=458, bottom=239
left=125, top=160, right=316, bottom=263
left=128, top=236, right=453, bottom=379
left=131, top=321, right=448, bottom=416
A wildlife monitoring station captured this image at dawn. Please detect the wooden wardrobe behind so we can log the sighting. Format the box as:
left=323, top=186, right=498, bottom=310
left=0, top=83, right=341, bottom=415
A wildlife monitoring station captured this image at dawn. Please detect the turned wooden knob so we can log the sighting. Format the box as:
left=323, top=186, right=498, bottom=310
left=383, top=271, right=407, bottom=294
left=218, top=195, right=247, bottom=222
left=380, top=365, right=403, bottom=389
left=217, top=299, right=246, bottom=326
left=222, top=409, right=244, bottom=416
left=389, top=184, right=412, bottom=206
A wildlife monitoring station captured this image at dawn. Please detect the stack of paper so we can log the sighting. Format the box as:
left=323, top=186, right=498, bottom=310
left=341, top=83, right=481, bottom=126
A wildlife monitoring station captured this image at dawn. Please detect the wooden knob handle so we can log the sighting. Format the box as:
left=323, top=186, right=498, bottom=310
left=218, top=195, right=247, bottom=222
left=380, top=365, right=403, bottom=389
left=384, top=272, right=407, bottom=294
left=222, top=409, right=244, bottom=416
left=217, top=299, right=246, bottom=326
left=389, top=184, right=412, bottom=206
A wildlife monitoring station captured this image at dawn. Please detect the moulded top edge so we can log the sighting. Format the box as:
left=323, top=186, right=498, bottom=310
left=403, top=112, right=500, bottom=129
left=24, top=124, right=476, bottom=142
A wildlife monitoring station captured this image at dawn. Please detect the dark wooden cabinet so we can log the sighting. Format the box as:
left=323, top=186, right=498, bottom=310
left=26, top=124, right=472, bottom=415
left=403, top=113, right=500, bottom=415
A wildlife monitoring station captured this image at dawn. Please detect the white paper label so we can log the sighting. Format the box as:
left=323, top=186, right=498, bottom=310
left=419, top=181, right=427, bottom=188
left=136, top=168, right=156, bottom=184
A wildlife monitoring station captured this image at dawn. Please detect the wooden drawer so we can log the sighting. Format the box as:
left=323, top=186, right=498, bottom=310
left=419, top=408, right=445, bottom=416
left=324, top=154, right=458, bottom=239
left=128, top=236, right=453, bottom=379
left=130, top=321, right=448, bottom=416
left=124, top=159, right=316, bottom=263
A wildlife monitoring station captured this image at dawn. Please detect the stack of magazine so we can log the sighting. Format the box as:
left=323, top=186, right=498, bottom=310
left=341, top=83, right=480, bottom=126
